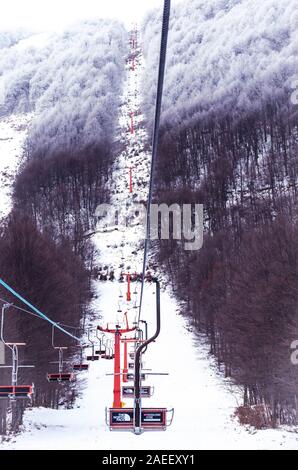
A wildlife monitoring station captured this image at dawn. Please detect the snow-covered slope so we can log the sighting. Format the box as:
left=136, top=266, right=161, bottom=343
left=2, top=33, right=298, bottom=450
left=0, top=113, right=32, bottom=219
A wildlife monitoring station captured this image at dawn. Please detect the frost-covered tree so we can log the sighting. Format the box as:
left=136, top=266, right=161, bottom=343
left=0, top=19, right=128, bottom=157
left=142, top=0, right=298, bottom=129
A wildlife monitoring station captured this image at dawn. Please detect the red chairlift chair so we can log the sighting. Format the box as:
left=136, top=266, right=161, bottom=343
left=95, top=331, right=107, bottom=356
left=47, top=326, right=75, bottom=383
left=0, top=384, right=34, bottom=399
left=106, top=407, right=174, bottom=433
left=73, top=346, right=89, bottom=372
left=0, top=304, right=35, bottom=400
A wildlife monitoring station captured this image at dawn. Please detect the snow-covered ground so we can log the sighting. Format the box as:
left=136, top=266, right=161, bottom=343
left=1, top=35, right=298, bottom=451
left=0, top=113, right=32, bottom=218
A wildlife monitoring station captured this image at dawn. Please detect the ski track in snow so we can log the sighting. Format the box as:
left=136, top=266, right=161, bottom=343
left=1, top=40, right=298, bottom=451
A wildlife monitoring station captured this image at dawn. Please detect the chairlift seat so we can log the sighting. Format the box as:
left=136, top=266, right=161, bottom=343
left=47, top=373, right=75, bottom=382
left=95, top=350, right=106, bottom=355
left=86, top=355, right=100, bottom=361
left=127, top=373, right=146, bottom=381
left=129, top=362, right=142, bottom=369
left=108, top=408, right=172, bottom=431
left=73, top=364, right=89, bottom=371
left=122, top=386, right=153, bottom=398
left=0, top=385, right=34, bottom=399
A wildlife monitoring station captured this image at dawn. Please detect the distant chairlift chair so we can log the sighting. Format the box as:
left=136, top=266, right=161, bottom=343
left=47, top=325, right=75, bottom=382
left=86, top=328, right=100, bottom=362
left=73, top=345, right=89, bottom=372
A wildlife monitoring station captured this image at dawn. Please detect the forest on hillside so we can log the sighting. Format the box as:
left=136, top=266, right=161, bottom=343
left=0, top=19, right=127, bottom=435
left=142, top=0, right=298, bottom=426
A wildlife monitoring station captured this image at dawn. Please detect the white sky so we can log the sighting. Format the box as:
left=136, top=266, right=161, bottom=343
left=0, top=0, right=181, bottom=31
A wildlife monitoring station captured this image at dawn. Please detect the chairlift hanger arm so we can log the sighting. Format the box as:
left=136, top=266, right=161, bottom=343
left=1, top=303, right=14, bottom=350
left=135, top=278, right=161, bottom=430
left=138, top=0, right=171, bottom=322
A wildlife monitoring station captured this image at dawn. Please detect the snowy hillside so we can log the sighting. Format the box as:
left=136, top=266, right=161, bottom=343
left=142, top=0, right=298, bottom=128
left=0, top=21, right=127, bottom=156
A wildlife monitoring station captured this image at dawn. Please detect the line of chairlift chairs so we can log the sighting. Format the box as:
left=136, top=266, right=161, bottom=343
left=0, top=21, right=173, bottom=432
left=0, top=312, right=154, bottom=403
left=47, top=327, right=116, bottom=383
left=0, top=297, right=174, bottom=433
left=0, top=302, right=116, bottom=399
left=46, top=280, right=143, bottom=384
left=0, top=275, right=138, bottom=387
left=0, top=272, right=173, bottom=432
left=0, top=307, right=144, bottom=396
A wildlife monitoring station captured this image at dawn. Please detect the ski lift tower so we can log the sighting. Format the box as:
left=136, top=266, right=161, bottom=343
left=98, top=323, right=136, bottom=408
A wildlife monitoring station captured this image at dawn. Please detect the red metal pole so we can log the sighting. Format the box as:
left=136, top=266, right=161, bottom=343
left=130, top=112, right=134, bottom=134
left=126, top=274, right=131, bottom=302
left=123, top=340, right=128, bottom=383
left=113, top=330, right=122, bottom=408
left=129, top=167, right=133, bottom=194
left=98, top=324, right=136, bottom=409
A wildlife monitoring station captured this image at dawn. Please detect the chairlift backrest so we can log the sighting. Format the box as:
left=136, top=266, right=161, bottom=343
left=127, top=373, right=146, bottom=381
left=73, top=364, right=89, bottom=371
left=108, top=408, right=172, bottom=431
left=122, top=386, right=153, bottom=398
left=0, top=385, right=34, bottom=399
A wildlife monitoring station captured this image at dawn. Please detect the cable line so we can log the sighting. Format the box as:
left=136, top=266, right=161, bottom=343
left=0, top=297, right=80, bottom=330
left=138, top=0, right=171, bottom=322
left=0, top=279, right=82, bottom=342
